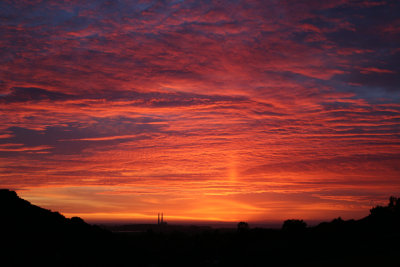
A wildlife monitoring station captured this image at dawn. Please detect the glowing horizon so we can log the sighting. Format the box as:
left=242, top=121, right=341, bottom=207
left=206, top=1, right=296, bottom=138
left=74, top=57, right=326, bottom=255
left=1, top=0, right=399, bottom=223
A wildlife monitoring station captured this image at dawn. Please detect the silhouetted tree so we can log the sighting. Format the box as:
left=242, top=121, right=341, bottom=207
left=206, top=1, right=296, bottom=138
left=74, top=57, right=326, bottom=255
left=70, top=216, right=85, bottom=224
left=237, top=221, right=249, bottom=233
left=367, top=196, right=400, bottom=233
left=370, top=196, right=400, bottom=216
left=282, top=219, right=307, bottom=233
left=388, top=196, right=400, bottom=211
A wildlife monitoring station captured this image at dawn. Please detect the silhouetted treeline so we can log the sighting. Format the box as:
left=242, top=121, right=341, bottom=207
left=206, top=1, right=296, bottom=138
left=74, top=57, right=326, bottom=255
left=1, top=189, right=399, bottom=266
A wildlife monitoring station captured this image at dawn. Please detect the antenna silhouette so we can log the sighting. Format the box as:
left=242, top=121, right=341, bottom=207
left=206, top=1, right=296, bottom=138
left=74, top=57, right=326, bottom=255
left=157, top=212, right=166, bottom=225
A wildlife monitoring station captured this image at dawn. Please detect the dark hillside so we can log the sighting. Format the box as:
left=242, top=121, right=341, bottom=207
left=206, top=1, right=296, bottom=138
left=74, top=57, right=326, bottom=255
left=0, top=189, right=111, bottom=266
left=1, top=189, right=399, bottom=266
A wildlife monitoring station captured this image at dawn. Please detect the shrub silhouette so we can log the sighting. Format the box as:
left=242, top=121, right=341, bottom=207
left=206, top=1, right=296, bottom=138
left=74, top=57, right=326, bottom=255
left=282, top=219, right=307, bottom=232
left=237, top=221, right=249, bottom=232
left=368, top=196, right=400, bottom=231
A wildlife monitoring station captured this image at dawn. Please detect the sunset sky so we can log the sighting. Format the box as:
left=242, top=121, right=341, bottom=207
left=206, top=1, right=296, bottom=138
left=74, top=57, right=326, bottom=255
left=1, top=0, right=399, bottom=224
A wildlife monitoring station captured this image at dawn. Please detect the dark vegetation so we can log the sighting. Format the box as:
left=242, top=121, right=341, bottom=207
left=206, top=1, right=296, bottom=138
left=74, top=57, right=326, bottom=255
left=1, top=189, right=399, bottom=266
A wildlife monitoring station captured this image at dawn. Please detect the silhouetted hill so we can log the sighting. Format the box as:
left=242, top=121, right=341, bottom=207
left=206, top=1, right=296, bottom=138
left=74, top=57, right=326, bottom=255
left=312, top=196, right=400, bottom=237
left=0, top=189, right=111, bottom=266
left=0, top=189, right=106, bottom=235
left=1, top=189, right=399, bottom=266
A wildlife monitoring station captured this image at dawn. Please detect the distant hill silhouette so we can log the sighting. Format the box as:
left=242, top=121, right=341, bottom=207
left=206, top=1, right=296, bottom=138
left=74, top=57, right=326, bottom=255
left=1, top=189, right=399, bottom=266
left=107, top=223, right=212, bottom=234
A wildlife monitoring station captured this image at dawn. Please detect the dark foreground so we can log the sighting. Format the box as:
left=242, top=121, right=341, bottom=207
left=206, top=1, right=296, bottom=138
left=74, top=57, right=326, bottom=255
left=1, top=189, right=399, bottom=266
